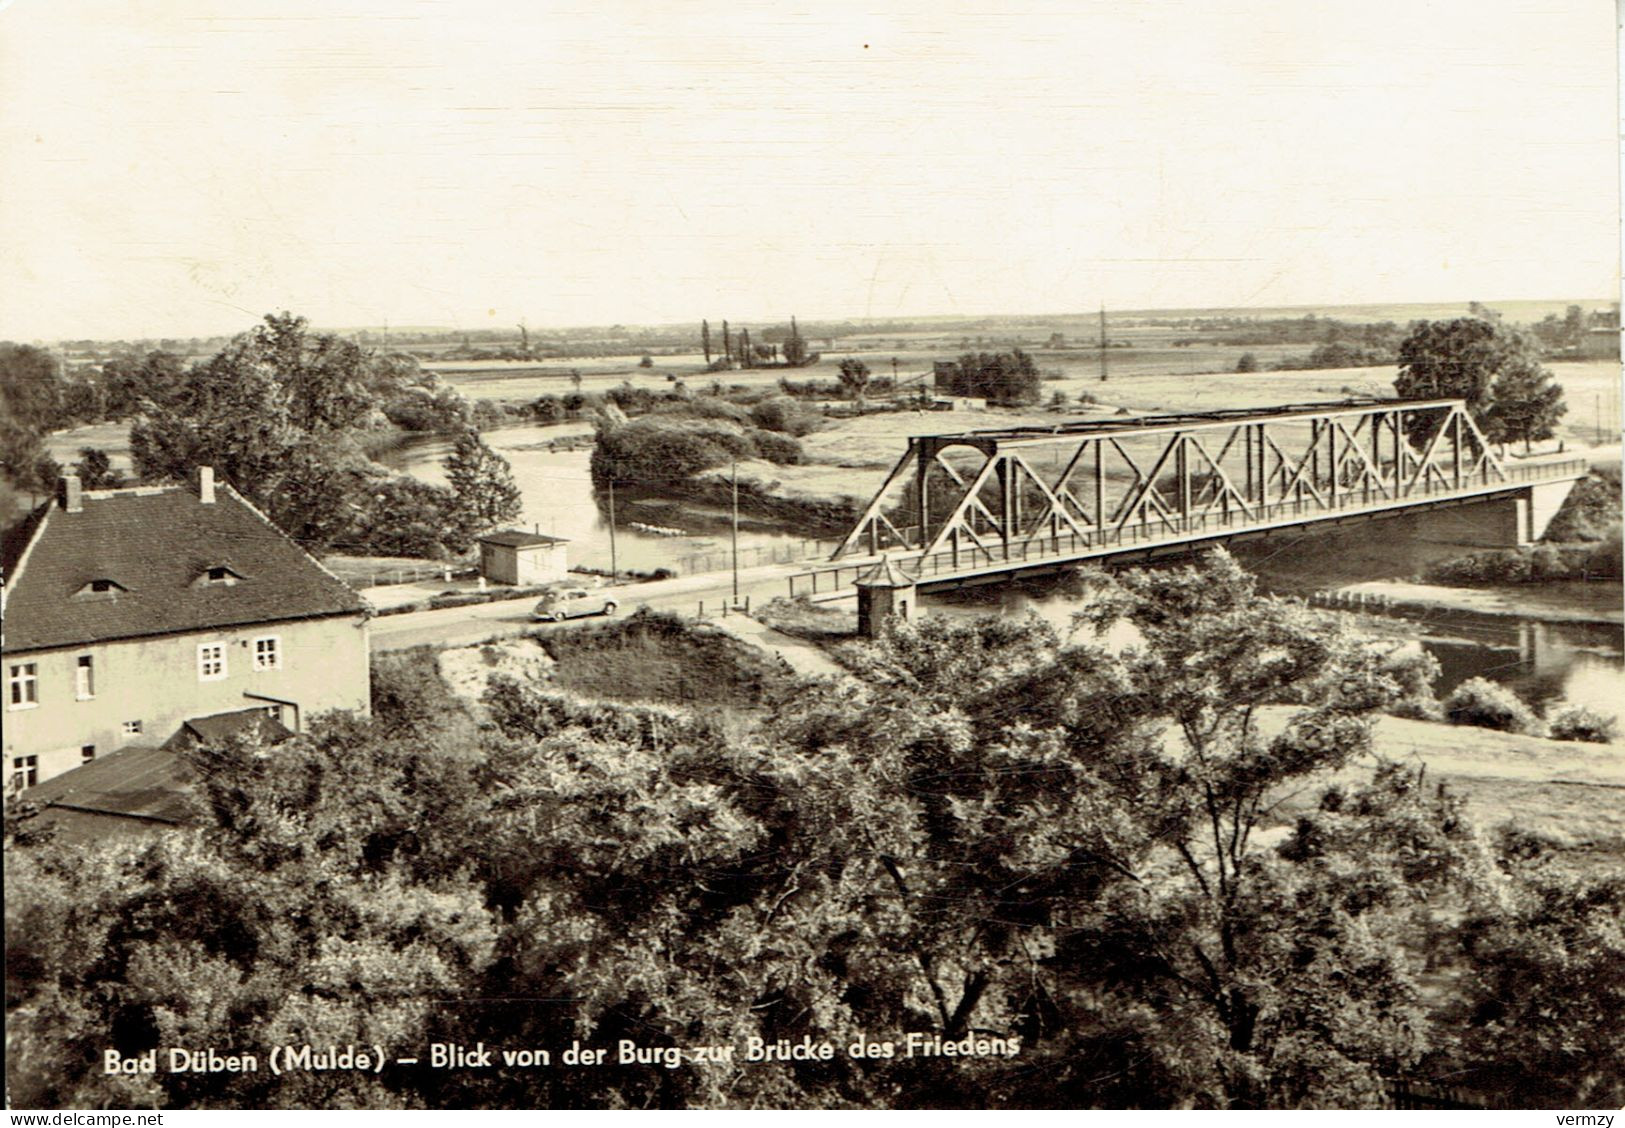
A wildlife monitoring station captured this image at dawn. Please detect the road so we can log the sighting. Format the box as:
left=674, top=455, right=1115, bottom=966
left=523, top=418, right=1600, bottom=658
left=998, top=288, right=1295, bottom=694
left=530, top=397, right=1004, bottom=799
left=367, top=559, right=844, bottom=651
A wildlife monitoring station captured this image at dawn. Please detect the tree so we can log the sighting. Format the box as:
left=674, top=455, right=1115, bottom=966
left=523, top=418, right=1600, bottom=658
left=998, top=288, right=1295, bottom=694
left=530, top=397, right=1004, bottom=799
left=836, top=357, right=871, bottom=403
left=1393, top=319, right=1563, bottom=445
left=943, top=350, right=1041, bottom=406
left=1236, top=352, right=1260, bottom=373
left=701, top=319, right=712, bottom=365
left=782, top=316, right=809, bottom=367
left=1481, top=355, right=1566, bottom=452
left=0, top=343, right=62, bottom=490
left=444, top=428, right=521, bottom=537
left=75, top=447, right=123, bottom=489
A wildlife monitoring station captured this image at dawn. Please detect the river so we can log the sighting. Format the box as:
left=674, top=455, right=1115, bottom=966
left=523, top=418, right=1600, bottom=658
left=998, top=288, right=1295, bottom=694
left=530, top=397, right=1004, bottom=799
left=384, top=425, right=1623, bottom=716
left=378, top=425, right=834, bottom=575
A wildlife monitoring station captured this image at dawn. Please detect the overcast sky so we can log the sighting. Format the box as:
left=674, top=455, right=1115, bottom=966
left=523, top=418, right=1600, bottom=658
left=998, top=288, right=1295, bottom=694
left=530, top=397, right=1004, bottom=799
left=0, top=0, right=1617, bottom=341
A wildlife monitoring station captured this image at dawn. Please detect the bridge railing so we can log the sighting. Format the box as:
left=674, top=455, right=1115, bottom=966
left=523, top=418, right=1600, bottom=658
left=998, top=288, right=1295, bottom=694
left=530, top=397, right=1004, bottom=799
left=788, top=457, right=1586, bottom=598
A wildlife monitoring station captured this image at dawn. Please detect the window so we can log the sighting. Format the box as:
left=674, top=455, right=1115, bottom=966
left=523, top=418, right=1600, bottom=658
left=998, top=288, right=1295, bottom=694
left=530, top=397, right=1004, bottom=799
left=12, top=755, right=38, bottom=790
left=198, top=643, right=227, bottom=681
left=73, top=578, right=126, bottom=601
left=8, top=663, right=38, bottom=709
left=81, top=745, right=96, bottom=765
left=75, top=655, right=95, bottom=700
left=123, top=720, right=143, bottom=736
left=193, top=565, right=243, bottom=588
left=253, top=636, right=281, bottom=670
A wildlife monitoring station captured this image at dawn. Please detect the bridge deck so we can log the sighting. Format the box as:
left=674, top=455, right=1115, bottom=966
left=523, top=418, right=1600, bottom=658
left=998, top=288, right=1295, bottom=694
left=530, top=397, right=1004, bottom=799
left=790, top=457, right=1587, bottom=600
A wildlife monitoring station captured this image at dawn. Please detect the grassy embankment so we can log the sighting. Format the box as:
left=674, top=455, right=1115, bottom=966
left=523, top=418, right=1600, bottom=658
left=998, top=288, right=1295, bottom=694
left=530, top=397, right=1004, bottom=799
left=532, top=609, right=792, bottom=709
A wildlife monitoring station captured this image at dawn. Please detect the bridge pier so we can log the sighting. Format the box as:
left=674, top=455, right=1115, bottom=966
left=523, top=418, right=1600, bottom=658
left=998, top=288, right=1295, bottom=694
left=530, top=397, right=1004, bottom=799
left=1391, top=480, right=1578, bottom=549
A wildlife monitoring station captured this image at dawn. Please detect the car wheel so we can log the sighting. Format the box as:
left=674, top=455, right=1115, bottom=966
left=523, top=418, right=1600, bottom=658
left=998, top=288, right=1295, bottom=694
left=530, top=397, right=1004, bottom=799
left=551, top=610, right=567, bottom=622
left=602, top=602, right=617, bottom=616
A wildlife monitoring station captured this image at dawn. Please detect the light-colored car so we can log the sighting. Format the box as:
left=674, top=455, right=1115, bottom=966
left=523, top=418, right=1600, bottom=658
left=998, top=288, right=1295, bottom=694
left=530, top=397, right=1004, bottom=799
left=531, top=586, right=618, bottom=622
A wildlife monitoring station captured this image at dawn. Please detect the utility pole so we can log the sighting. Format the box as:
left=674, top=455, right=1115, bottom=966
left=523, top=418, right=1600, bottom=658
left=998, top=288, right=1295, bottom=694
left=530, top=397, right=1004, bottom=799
left=1098, top=304, right=1108, bottom=382
left=607, top=472, right=618, bottom=581
left=730, top=460, right=740, bottom=602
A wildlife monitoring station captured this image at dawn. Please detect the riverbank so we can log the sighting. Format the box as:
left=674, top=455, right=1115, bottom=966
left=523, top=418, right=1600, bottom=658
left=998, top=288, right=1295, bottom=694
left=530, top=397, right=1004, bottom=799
left=1324, top=579, right=1622, bottom=627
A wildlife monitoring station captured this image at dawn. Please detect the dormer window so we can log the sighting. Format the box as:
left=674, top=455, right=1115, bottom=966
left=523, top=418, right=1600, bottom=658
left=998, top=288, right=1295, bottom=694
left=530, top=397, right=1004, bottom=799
left=193, top=565, right=246, bottom=588
left=72, top=579, right=127, bottom=601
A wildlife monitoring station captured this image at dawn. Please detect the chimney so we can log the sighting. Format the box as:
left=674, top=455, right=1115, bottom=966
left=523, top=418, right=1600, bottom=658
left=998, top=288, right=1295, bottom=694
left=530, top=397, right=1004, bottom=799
left=198, top=465, right=215, bottom=505
left=60, top=474, right=83, bottom=513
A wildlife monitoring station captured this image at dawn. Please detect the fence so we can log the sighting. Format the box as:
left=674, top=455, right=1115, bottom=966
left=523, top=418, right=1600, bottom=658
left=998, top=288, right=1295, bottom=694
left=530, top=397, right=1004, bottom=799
left=673, top=538, right=836, bottom=577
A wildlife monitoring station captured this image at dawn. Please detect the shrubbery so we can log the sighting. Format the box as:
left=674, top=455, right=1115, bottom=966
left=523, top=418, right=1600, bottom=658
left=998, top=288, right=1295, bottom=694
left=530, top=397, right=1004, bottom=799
left=749, top=395, right=821, bottom=436
left=1543, top=467, right=1622, bottom=543
left=1443, top=677, right=1540, bottom=734
left=1422, top=539, right=1621, bottom=584
left=751, top=430, right=803, bottom=465
left=1547, top=704, right=1618, bottom=744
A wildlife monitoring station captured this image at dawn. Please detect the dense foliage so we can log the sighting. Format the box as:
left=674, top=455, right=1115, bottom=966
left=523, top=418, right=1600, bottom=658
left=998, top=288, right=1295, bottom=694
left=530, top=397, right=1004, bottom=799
left=937, top=350, right=1041, bottom=406
left=1441, top=677, right=1540, bottom=735
left=1, top=314, right=525, bottom=557
left=5, top=556, right=1621, bottom=1110
left=590, top=409, right=804, bottom=487
left=1392, top=318, right=1566, bottom=447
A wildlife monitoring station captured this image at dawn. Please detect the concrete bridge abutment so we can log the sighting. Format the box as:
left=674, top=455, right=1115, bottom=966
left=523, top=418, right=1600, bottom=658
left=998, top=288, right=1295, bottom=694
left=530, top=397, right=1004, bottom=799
left=1387, top=480, right=1577, bottom=549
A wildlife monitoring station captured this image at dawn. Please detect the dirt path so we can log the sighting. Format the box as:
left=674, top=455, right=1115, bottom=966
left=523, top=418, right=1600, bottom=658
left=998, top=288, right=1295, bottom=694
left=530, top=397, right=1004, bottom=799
left=706, top=614, right=849, bottom=680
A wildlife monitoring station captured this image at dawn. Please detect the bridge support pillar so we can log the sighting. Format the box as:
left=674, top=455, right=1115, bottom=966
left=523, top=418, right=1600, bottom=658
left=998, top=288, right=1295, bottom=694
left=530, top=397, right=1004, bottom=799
left=1524, top=479, right=1579, bottom=543
left=1398, top=481, right=1577, bottom=549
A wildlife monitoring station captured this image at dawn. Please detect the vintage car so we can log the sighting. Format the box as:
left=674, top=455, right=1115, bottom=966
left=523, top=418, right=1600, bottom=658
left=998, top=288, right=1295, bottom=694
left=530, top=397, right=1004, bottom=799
left=531, top=585, right=618, bottom=622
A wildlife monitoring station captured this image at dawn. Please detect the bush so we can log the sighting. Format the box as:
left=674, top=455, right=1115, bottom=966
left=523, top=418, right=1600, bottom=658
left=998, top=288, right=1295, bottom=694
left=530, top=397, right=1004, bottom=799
left=660, top=396, right=751, bottom=424
left=749, top=430, right=803, bottom=465
left=1542, top=467, right=1621, bottom=543
left=1547, top=704, right=1618, bottom=744
left=1387, top=697, right=1444, bottom=722
left=749, top=395, right=820, bottom=436
left=1443, top=677, right=1541, bottom=734
left=592, top=417, right=753, bottom=484
left=1422, top=538, right=1622, bottom=584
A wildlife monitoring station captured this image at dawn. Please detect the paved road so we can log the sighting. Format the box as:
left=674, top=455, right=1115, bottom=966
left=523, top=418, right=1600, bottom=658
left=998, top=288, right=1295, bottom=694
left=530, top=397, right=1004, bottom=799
left=368, top=559, right=847, bottom=652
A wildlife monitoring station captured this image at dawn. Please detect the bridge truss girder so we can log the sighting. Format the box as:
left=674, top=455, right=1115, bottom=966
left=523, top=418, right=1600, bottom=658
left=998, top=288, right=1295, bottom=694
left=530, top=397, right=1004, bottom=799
left=830, top=399, right=1506, bottom=561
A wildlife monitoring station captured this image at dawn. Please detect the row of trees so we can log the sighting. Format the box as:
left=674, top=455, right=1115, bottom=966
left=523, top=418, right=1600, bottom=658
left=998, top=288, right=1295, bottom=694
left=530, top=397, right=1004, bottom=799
left=700, top=316, right=819, bottom=370
left=7, top=554, right=1619, bottom=1109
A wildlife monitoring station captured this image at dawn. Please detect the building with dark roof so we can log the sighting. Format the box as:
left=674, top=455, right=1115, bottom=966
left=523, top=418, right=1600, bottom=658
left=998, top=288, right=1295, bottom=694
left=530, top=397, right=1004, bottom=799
left=478, top=528, right=569, bottom=586
left=2, top=469, right=370, bottom=792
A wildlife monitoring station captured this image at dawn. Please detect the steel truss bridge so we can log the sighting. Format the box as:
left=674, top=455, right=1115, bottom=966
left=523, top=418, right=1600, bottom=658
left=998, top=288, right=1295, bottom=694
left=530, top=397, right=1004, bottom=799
left=788, top=398, right=1587, bottom=599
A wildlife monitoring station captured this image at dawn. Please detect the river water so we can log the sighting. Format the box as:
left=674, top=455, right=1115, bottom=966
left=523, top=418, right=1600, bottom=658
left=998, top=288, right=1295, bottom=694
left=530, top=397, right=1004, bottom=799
left=377, top=426, right=833, bottom=575
left=385, top=426, right=1623, bottom=716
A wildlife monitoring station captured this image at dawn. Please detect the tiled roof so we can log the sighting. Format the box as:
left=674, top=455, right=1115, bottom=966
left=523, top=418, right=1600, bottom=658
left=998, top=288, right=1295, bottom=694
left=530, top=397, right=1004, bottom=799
left=2, top=482, right=366, bottom=652
left=480, top=529, right=569, bottom=548
left=173, top=708, right=293, bottom=749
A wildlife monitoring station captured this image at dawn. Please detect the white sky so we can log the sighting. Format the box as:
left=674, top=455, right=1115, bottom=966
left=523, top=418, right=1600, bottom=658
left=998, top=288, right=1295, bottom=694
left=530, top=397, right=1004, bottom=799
left=0, top=0, right=1618, bottom=341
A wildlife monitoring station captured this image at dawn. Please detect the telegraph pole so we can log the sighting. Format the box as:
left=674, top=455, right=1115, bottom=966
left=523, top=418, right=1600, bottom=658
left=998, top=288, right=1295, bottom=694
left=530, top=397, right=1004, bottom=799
left=607, top=472, right=618, bottom=581
left=1098, top=304, right=1108, bottom=382
left=730, top=460, right=740, bottom=602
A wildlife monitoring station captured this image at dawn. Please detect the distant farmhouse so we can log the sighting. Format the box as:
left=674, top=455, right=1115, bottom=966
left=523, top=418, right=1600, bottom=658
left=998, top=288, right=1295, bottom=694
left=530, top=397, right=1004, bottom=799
left=2, top=468, right=370, bottom=793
